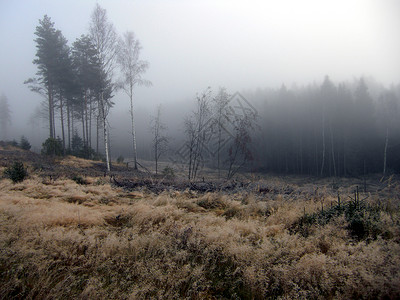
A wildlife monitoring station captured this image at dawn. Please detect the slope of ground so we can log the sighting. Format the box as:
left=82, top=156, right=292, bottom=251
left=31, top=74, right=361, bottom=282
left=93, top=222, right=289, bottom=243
left=1, top=148, right=400, bottom=299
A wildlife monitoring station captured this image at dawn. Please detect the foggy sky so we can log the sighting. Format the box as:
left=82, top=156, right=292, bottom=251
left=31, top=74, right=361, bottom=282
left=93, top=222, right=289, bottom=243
left=0, top=0, right=399, bottom=150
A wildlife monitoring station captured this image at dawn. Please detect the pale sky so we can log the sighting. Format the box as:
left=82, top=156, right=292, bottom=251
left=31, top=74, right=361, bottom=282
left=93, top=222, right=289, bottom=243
left=0, top=0, right=399, bottom=142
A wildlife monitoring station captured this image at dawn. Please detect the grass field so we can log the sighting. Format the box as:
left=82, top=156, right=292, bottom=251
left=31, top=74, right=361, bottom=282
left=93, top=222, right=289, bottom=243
left=1, top=151, right=400, bottom=299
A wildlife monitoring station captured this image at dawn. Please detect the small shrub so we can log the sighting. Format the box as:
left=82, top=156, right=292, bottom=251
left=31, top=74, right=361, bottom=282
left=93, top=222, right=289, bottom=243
left=116, top=155, right=124, bottom=164
left=71, top=133, right=83, bottom=156
left=19, top=136, right=31, bottom=150
left=70, top=133, right=96, bottom=159
left=42, top=137, right=63, bottom=156
left=4, top=162, right=28, bottom=183
left=291, top=200, right=382, bottom=240
left=81, top=145, right=96, bottom=159
left=72, top=175, right=87, bottom=185
left=345, top=202, right=381, bottom=240
left=9, top=140, right=19, bottom=147
left=162, top=166, right=175, bottom=180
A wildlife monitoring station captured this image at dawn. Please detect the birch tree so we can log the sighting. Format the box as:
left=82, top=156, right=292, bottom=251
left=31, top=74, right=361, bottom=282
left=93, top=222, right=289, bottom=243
left=89, top=4, right=118, bottom=173
left=117, top=31, right=151, bottom=170
left=184, top=89, right=213, bottom=181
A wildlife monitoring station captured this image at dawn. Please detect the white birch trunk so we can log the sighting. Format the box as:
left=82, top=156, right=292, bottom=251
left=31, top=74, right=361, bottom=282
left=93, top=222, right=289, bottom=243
left=101, top=93, right=111, bottom=173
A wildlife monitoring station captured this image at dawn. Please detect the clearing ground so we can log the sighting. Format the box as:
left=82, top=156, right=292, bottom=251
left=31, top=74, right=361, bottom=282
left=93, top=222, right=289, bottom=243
left=1, top=146, right=400, bottom=299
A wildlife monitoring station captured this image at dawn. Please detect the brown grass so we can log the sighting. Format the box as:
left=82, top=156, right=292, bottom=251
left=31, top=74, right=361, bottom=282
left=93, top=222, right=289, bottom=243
left=59, top=156, right=97, bottom=168
left=1, top=173, right=399, bottom=299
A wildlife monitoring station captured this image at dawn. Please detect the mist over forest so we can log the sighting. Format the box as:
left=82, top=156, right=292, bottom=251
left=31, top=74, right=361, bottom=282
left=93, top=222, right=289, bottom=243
left=0, top=1, right=399, bottom=177
left=2, top=2, right=400, bottom=298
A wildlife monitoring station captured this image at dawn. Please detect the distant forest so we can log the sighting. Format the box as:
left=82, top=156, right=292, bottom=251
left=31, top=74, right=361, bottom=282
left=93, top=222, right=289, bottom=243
left=244, top=77, right=400, bottom=176
left=20, top=4, right=400, bottom=178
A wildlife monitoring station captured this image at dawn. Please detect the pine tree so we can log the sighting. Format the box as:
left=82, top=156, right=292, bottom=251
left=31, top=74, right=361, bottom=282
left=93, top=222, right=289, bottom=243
left=25, top=15, right=67, bottom=140
left=72, top=35, right=102, bottom=151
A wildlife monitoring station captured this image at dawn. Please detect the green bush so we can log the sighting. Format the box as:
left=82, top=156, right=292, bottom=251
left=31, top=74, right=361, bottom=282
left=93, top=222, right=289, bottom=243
left=70, top=133, right=95, bottom=159
left=162, top=166, right=175, bottom=180
left=71, top=133, right=83, bottom=156
left=42, top=137, right=63, bottom=156
left=81, top=145, right=96, bottom=159
left=116, top=155, right=124, bottom=164
left=20, top=136, right=31, bottom=150
left=92, top=152, right=104, bottom=161
left=4, top=162, right=28, bottom=183
left=345, top=202, right=381, bottom=240
left=292, top=199, right=382, bottom=240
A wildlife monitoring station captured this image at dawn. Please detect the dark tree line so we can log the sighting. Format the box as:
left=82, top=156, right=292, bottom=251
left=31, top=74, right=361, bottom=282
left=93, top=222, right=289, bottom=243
left=177, top=78, right=399, bottom=178
left=25, top=12, right=112, bottom=160
left=245, top=77, right=400, bottom=176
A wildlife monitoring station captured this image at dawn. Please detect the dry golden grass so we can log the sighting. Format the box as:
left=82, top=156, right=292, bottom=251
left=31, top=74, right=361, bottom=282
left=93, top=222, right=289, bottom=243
left=0, top=173, right=399, bottom=299
left=59, top=155, right=97, bottom=168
